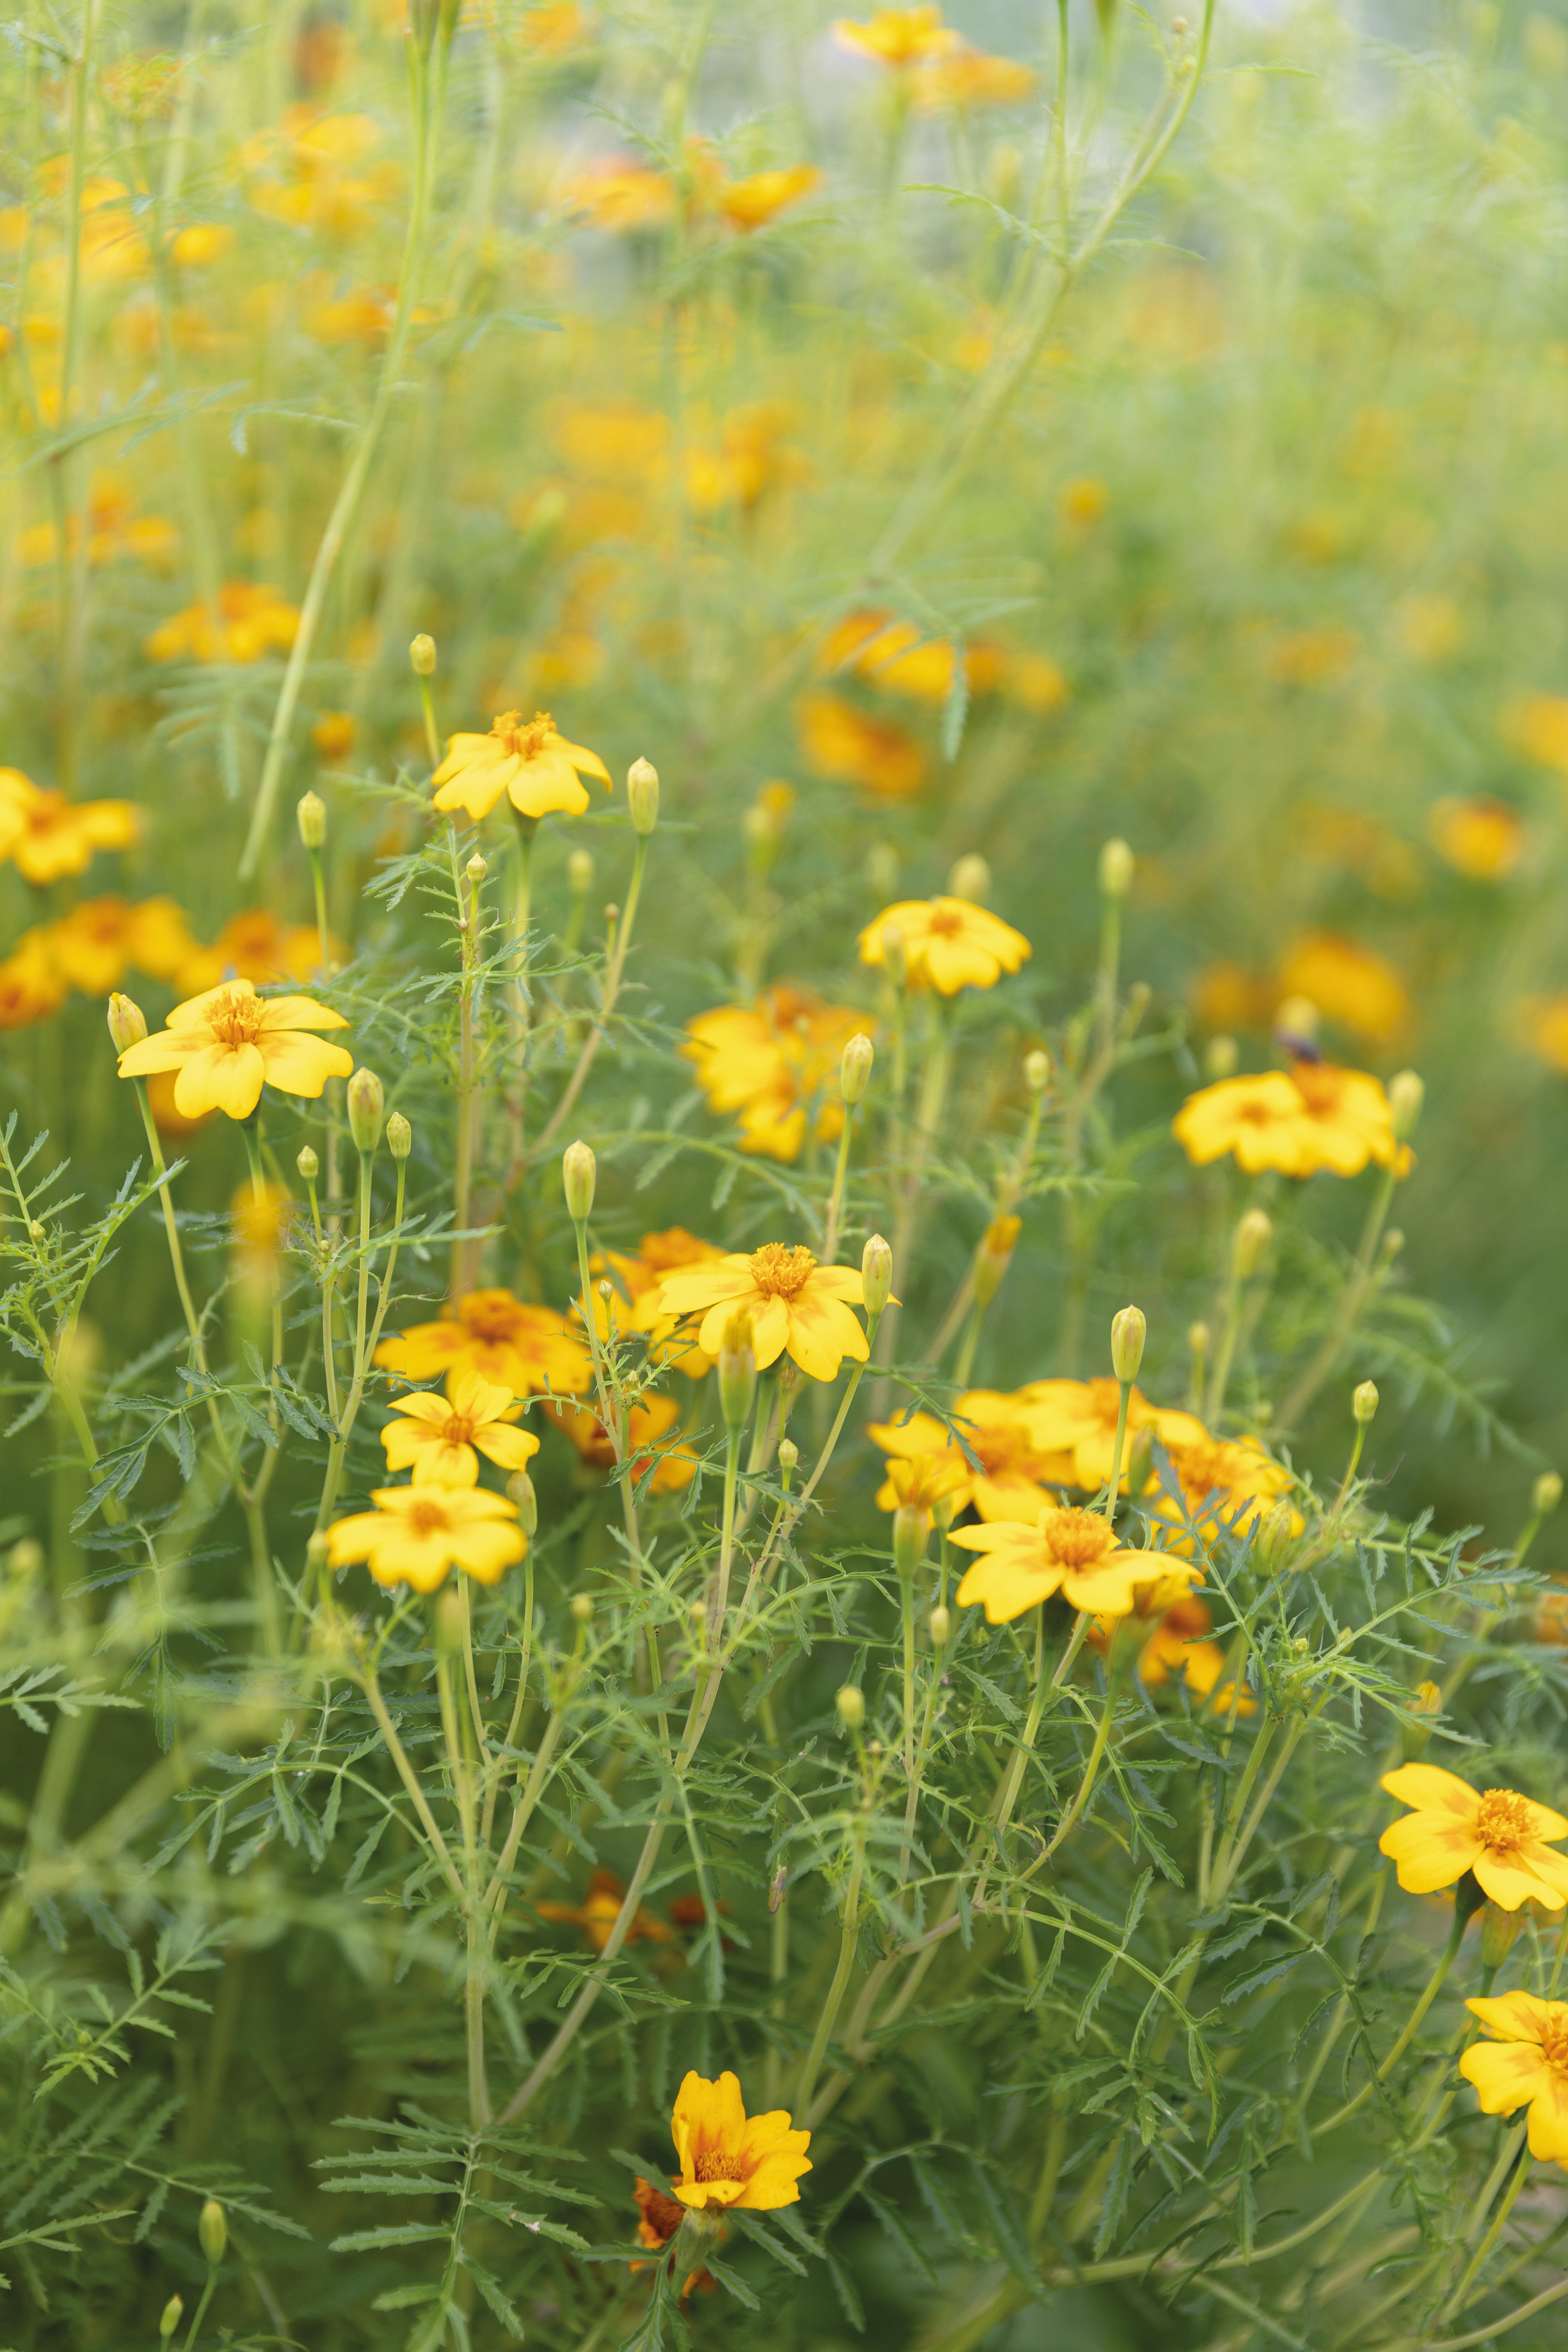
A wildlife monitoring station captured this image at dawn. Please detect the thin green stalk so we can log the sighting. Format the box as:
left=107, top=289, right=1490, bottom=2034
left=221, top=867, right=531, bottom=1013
left=1278, top=1161, right=1399, bottom=1432
left=527, top=833, right=649, bottom=1164
left=797, top=1833, right=865, bottom=2122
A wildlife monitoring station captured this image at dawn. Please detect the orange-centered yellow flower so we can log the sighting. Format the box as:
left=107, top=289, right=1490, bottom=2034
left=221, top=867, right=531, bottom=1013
left=1015, top=1379, right=1207, bottom=1496
left=0, top=768, right=140, bottom=884
left=376, top=1288, right=591, bottom=1397
left=1173, top=1062, right=1407, bottom=1180
left=860, top=897, right=1031, bottom=995
left=666, top=2070, right=812, bottom=2214
left=869, top=1393, right=1074, bottom=1521
left=683, top=984, right=869, bottom=1163
left=115, top=978, right=351, bottom=1121
left=381, top=1368, right=541, bottom=1486
left=1460, top=1993, right=1568, bottom=2164
left=1379, top=1764, right=1568, bottom=1911
left=951, top=1507, right=1185, bottom=1625
left=431, top=710, right=610, bottom=823
left=326, top=1481, right=525, bottom=1594
left=651, top=1244, right=870, bottom=1381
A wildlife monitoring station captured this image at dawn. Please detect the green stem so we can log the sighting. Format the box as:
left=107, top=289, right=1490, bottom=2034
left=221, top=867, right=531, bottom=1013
left=527, top=833, right=648, bottom=1165
left=797, top=1833, right=865, bottom=2122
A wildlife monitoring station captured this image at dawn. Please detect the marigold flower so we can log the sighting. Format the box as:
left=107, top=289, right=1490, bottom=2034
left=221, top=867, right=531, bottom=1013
left=431, top=709, right=610, bottom=824
left=860, top=897, right=1031, bottom=995
left=1428, top=795, right=1523, bottom=881
left=0, top=931, right=67, bottom=1030
left=1172, top=1062, right=1408, bottom=1179
left=145, top=581, right=301, bottom=664
left=115, top=978, right=352, bottom=1122
left=1379, top=1764, right=1568, bottom=1911
left=537, top=1866, right=672, bottom=1952
left=953, top=1506, right=1180, bottom=1625
left=797, top=693, right=926, bottom=797
left=666, top=2070, right=812, bottom=2213
left=381, top=1368, right=541, bottom=1487
left=1502, top=689, right=1568, bottom=777
left=1014, top=1379, right=1207, bottom=1494
left=717, top=165, right=822, bottom=232
left=543, top=1391, right=700, bottom=1494
left=177, top=907, right=340, bottom=994
left=326, top=1480, right=525, bottom=1594
left=0, top=769, right=140, bottom=885
left=834, top=6, right=960, bottom=65
left=588, top=1227, right=726, bottom=1375
left=1276, top=932, right=1410, bottom=1047
left=376, top=1287, right=591, bottom=1398
left=1145, top=1433, right=1301, bottom=1550
left=1460, top=1993, right=1568, bottom=2163
left=914, top=46, right=1037, bottom=106
left=45, top=895, right=196, bottom=998
left=652, top=1244, right=870, bottom=1382
left=1087, top=1592, right=1255, bottom=1713
left=559, top=158, right=677, bottom=232
left=869, top=1393, right=1074, bottom=1521
left=684, top=984, right=869, bottom=1163
left=883, top=1451, right=971, bottom=1523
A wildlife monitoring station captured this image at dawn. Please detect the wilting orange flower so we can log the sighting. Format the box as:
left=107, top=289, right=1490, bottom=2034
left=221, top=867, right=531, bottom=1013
left=145, top=581, right=301, bottom=663
left=177, top=908, right=341, bottom=994
left=116, top=978, right=352, bottom=1122
left=559, top=158, right=676, bottom=232
left=860, top=897, right=1031, bottom=995
left=543, top=1391, right=700, bottom=1494
left=1460, top=1994, right=1568, bottom=2164
left=1016, top=1379, right=1207, bottom=1495
left=432, top=710, right=610, bottom=823
left=914, top=46, right=1037, bottom=106
left=684, top=984, right=869, bottom=1163
left=869, top=1394, right=1074, bottom=1521
left=951, top=1506, right=1181, bottom=1625
left=834, top=7, right=960, bottom=65
left=653, top=1244, right=870, bottom=1382
left=381, top=1368, right=541, bottom=1487
left=717, top=165, right=822, bottom=232
left=1173, top=1062, right=1408, bottom=1179
left=631, top=2176, right=719, bottom=2299
left=1087, top=1591, right=1254, bottom=1713
left=797, top=693, right=926, bottom=797
left=1277, top=932, right=1410, bottom=1046
left=0, top=931, right=67, bottom=1030
left=666, top=2070, right=812, bottom=2213
left=1379, top=1764, right=1568, bottom=1911
left=376, top=1288, right=591, bottom=1398
left=1428, top=795, right=1523, bottom=881
left=588, top=1227, right=727, bottom=1376
left=326, top=1481, right=525, bottom=1594
left=0, top=770, right=140, bottom=884
left=537, top=1866, right=672, bottom=1951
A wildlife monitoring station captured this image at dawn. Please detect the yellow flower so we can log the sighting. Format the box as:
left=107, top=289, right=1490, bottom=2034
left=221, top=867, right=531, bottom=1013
left=177, top=907, right=341, bottom=995
left=381, top=1368, right=541, bottom=1487
left=326, top=1480, right=525, bottom=1595
left=0, top=931, right=67, bottom=1031
left=1523, top=995, right=1568, bottom=1076
left=1428, top=795, right=1523, bottom=881
left=1016, top=1379, right=1207, bottom=1495
left=1276, top=931, right=1410, bottom=1047
left=0, top=769, right=140, bottom=885
left=376, top=1288, right=591, bottom=1398
left=1460, top=1993, right=1568, bottom=2164
left=683, top=984, right=869, bottom=1163
left=115, top=978, right=352, bottom=1122
left=559, top=158, right=677, bottom=233
left=610, top=1227, right=727, bottom=1375
left=1087, top=1592, right=1254, bottom=1713
left=883, top=1451, right=971, bottom=1521
left=1172, top=1062, right=1408, bottom=1179
left=860, top=898, right=1031, bottom=995
left=914, top=47, right=1038, bottom=107
left=431, top=709, right=610, bottom=824
left=1379, top=1764, right=1568, bottom=1911
left=797, top=693, right=927, bottom=797
left=717, top=165, right=822, bottom=232
left=652, top=1243, right=870, bottom=1382
left=1502, top=689, right=1568, bottom=777
left=543, top=1391, right=699, bottom=1494
left=833, top=7, right=960, bottom=65
left=666, top=2070, right=812, bottom=2214
left=869, top=1393, right=1074, bottom=1521
left=538, top=1867, right=673, bottom=1953
left=312, top=709, right=358, bottom=762
left=1150, top=1433, right=1301, bottom=1551
left=145, top=581, right=301, bottom=663
left=43, top=895, right=195, bottom=999
left=951, top=1505, right=1181, bottom=1625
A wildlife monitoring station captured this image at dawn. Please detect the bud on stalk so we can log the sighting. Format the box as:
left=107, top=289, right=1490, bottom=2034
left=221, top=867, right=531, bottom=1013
left=386, top=1112, right=411, bottom=1161
left=1204, top=1033, right=1238, bottom=1081
left=107, top=991, right=147, bottom=1053
left=880, top=921, right=909, bottom=991
left=626, top=755, right=659, bottom=835
left=568, top=846, right=595, bottom=896
left=862, top=1233, right=893, bottom=1321
left=346, top=1067, right=384, bottom=1155
left=928, top=1604, right=951, bottom=1649
left=973, top=1214, right=1020, bottom=1309
left=947, top=852, right=990, bottom=904
left=466, top=851, right=487, bottom=886
left=409, top=633, right=437, bottom=675
left=777, top=1437, right=799, bottom=1478
left=160, top=2296, right=184, bottom=2340
left=835, top=1685, right=865, bottom=1733
left=199, top=2198, right=227, bottom=2267
left=562, top=1138, right=596, bottom=1223
left=1535, top=1470, right=1564, bottom=1516
left=840, top=1031, right=874, bottom=1105
left=1023, top=1047, right=1051, bottom=1094
left=508, top=1469, right=538, bottom=1535
left=569, top=1591, right=595, bottom=1625
left=296, top=789, right=326, bottom=850
left=296, top=1144, right=319, bottom=1183
left=1098, top=837, right=1134, bottom=899
left=1353, top=1380, right=1379, bottom=1425
left=719, top=1307, right=757, bottom=1431
left=1388, top=1067, right=1424, bottom=1143
left=1233, top=1207, right=1272, bottom=1281
left=892, top=1504, right=927, bottom=1579
left=1110, top=1304, right=1146, bottom=1385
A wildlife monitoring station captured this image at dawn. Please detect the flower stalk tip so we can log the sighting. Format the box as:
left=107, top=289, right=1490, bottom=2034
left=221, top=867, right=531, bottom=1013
left=410, top=633, right=437, bottom=676
left=627, top=755, right=660, bottom=834
left=1110, top=1304, right=1146, bottom=1385
left=386, top=1112, right=412, bottom=1161
left=296, top=790, right=327, bottom=850
left=840, top=1029, right=874, bottom=1105
left=835, top=1684, right=864, bottom=1733
left=1098, top=837, right=1135, bottom=899
left=562, top=1138, right=597, bottom=1222
left=107, top=991, right=147, bottom=1052
left=1353, top=1379, right=1379, bottom=1425
left=862, top=1232, right=893, bottom=1321
left=198, top=2198, right=227, bottom=2267
left=347, top=1067, right=385, bottom=1155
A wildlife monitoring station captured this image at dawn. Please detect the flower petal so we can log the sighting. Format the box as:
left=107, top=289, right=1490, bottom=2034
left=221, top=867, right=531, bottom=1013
left=175, top=1040, right=265, bottom=1120
left=1377, top=1815, right=1481, bottom=1892
left=258, top=1031, right=355, bottom=1097
left=956, top=1554, right=1060, bottom=1624
left=1467, top=1991, right=1561, bottom=2044
left=1380, top=1763, right=1480, bottom=1820
left=1459, top=2042, right=1548, bottom=2118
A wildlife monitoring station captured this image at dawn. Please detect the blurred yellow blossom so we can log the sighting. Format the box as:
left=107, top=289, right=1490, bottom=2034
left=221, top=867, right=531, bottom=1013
left=716, top=165, right=822, bottom=232
left=860, top=897, right=1030, bottom=993
left=0, top=932, right=67, bottom=1031
left=145, top=581, right=301, bottom=663
left=177, top=909, right=340, bottom=993
left=16, top=470, right=177, bottom=569
left=1061, top=477, right=1109, bottom=528
left=559, top=158, right=676, bottom=233
left=543, top=1392, right=699, bottom=1494
left=1016, top=1378, right=1206, bottom=1494
left=914, top=46, right=1037, bottom=107
left=1277, top=932, right=1410, bottom=1046
left=685, top=985, right=868, bottom=1161
left=869, top=1393, right=1074, bottom=1520
left=377, top=1289, right=591, bottom=1397
left=1265, top=624, right=1360, bottom=686
left=1173, top=1062, right=1409, bottom=1178
left=797, top=693, right=927, bottom=796
left=0, top=771, right=140, bottom=884
left=1520, top=996, right=1568, bottom=1076
left=1502, top=690, right=1568, bottom=775
left=1396, top=592, right=1463, bottom=663
left=1088, top=1592, right=1255, bottom=1712
left=1428, top=795, right=1523, bottom=880
left=834, top=8, right=960, bottom=65
left=588, top=1228, right=728, bottom=1374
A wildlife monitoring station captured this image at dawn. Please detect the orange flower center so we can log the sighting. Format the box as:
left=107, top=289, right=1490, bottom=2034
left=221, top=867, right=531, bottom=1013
left=927, top=904, right=967, bottom=938
left=205, top=987, right=265, bottom=1048
left=1539, top=2015, right=1568, bottom=2072
left=459, top=1291, right=527, bottom=1341
left=439, top=1411, right=477, bottom=1445
left=23, top=792, right=68, bottom=837
left=1476, top=1788, right=1536, bottom=1853
left=693, top=2147, right=744, bottom=2184
left=404, top=1498, right=451, bottom=1538
left=1291, top=1063, right=1347, bottom=1118
left=748, top=1243, right=817, bottom=1300
left=1038, top=1506, right=1115, bottom=1569
left=491, top=709, right=555, bottom=759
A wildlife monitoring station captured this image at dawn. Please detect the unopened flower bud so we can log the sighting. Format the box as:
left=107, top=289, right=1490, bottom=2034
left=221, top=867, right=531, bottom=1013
left=1255, top=1499, right=1295, bottom=1570
left=1188, top=1319, right=1210, bottom=1360
left=1204, top=1033, right=1238, bottom=1081
left=1110, top=1304, right=1145, bottom=1384
left=880, top=921, right=909, bottom=991
left=1234, top=1207, right=1272, bottom=1281
left=1024, top=1047, right=1051, bottom=1093
left=1098, top=837, right=1134, bottom=899
left=719, top=1307, right=757, bottom=1430
left=1413, top=1680, right=1442, bottom=1716
left=160, top=2296, right=184, bottom=2340
left=507, top=1470, right=538, bottom=1535
left=929, top=1604, right=951, bottom=1648
left=973, top=1214, right=1020, bottom=1309
left=1275, top=994, right=1319, bottom=1045
left=893, top=1504, right=927, bottom=1578
left=568, top=846, right=595, bottom=895
left=626, top=755, right=659, bottom=835
left=947, top=852, right=990, bottom=903
left=1389, top=1068, right=1424, bottom=1142
left=835, top=1685, right=865, bottom=1733
left=862, top=1232, right=893, bottom=1321
left=777, top=1438, right=799, bottom=1476
left=1353, top=1380, right=1379, bottom=1425
left=840, top=1031, right=874, bottom=1105
left=199, top=2198, right=227, bottom=2266
left=409, top=633, right=437, bottom=676
left=466, top=851, right=487, bottom=886
left=1481, top=1901, right=1522, bottom=1972
left=569, top=1591, right=595, bottom=1624
left=346, top=1067, right=384, bottom=1154
left=562, top=1139, right=596, bottom=1223
left=296, top=790, right=327, bottom=850
left=1535, top=1471, right=1564, bottom=1517
left=107, top=991, right=147, bottom=1052
left=1382, top=1227, right=1405, bottom=1259
left=296, top=1144, right=319, bottom=1183
left=933, top=1493, right=956, bottom=1532
left=386, top=1112, right=411, bottom=1161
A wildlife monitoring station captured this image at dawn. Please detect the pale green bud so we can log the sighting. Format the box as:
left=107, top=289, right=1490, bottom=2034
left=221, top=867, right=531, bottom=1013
left=928, top=1604, right=951, bottom=1648
left=1203, top=1033, right=1238, bottom=1081
left=861, top=1233, right=893, bottom=1321
left=108, top=991, right=147, bottom=1052
left=199, top=2198, right=227, bottom=2266
left=508, top=1470, right=538, bottom=1535
left=346, top=1067, right=384, bottom=1155
left=296, top=790, right=326, bottom=850
left=562, top=1139, right=596, bottom=1223
left=409, top=633, right=437, bottom=676
left=296, top=1144, right=319, bottom=1183
left=1098, top=837, right=1134, bottom=898
left=627, top=755, right=660, bottom=835
left=386, top=1112, right=411, bottom=1161
left=1389, top=1068, right=1424, bottom=1143
left=1234, top=1207, right=1272, bottom=1281
left=835, top=1685, right=864, bottom=1733
left=569, top=1592, right=595, bottom=1624
left=840, top=1031, right=874, bottom=1105
left=160, top=2297, right=184, bottom=2339
left=947, top=852, right=990, bottom=904
left=719, top=1307, right=757, bottom=1430
left=1353, top=1380, right=1379, bottom=1425
left=1535, top=1471, right=1563, bottom=1516
left=1110, top=1305, right=1145, bottom=1385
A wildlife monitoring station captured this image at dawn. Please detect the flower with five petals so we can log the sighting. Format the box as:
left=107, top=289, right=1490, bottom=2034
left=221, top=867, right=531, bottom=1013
left=380, top=1368, right=541, bottom=1486
left=1460, top=1992, right=1568, bottom=2164
left=115, top=977, right=351, bottom=1121
left=651, top=1243, right=870, bottom=1382
left=1379, top=1765, right=1568, bottom=1911
left=666, top=2070, right=812, bottom=2213
left=326, top=1480, right=525, bottom=1594
left=431, top=710, right=610, bottom=822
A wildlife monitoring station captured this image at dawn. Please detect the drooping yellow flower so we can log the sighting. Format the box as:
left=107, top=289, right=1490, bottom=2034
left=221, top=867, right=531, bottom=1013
left=543, top=1391, right=699, bottom=1495
left=145, top=581, right=301, bottom=664
left=1379, top=1764, right=1568, bottom=1911
left=0, top=770, right=140, bottom=885
left=431, top=710, right=610, bottom=824
left=1276, top=931, right=1410, bottom=1047
left=717, top=165, right=822, bottom=232
left=326, top=1481, right=525, bottom=1595
left=860, top=898, right=1031, bottom=995
left=381, top=1368, right=541, bottom=1487
left=1016, top=1379, right=1207, bottom=1495
left=376, top=1288, right=591, bottom=1398
left=666, top=2070, right=812, bottom=2214
left=833, top=7, right=960, bottom=65
left=869, top=1393, right=1074, bottom=1521
left=797, top=693, right=926, bottom=797
left=1428, top=795, right=1523, bottom=882
left=951, top=1506, right=1184, bottom=1625
left=1172, top=1062, right=1408, bottom=1179
left=115, top=978, right=352, bottom=1122
left=1460, top=1993, right=1568, bottom=2163
left=683, top=984, right=869, bottom=1163
left=652, top=1244, right=869, bottom=1381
